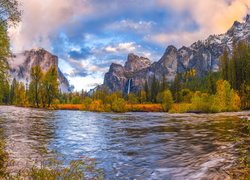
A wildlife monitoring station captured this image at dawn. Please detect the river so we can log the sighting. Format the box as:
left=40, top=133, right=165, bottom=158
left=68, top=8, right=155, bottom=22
left=0, top=106, right=249, bottom=179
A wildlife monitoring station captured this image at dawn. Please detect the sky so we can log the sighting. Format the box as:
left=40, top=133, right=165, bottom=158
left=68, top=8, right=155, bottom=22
left=8, top=0, right=250, bottom=91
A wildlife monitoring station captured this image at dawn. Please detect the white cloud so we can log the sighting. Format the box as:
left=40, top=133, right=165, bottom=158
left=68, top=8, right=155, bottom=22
left=151, top=0, right=250, bottom=46
left=8, top=0, right=91, bottom=52
left=103, top=42, right=137, bottom=53
left=107, top=19, right=155, bottom=33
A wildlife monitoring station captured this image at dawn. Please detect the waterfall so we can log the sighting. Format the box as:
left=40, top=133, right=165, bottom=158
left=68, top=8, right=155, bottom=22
left=127, top=79, right=132, bottom=94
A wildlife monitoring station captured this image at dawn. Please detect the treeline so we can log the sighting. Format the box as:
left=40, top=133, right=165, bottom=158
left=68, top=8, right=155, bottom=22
left=220, top=41, right=250, bottom=109
left=2, top=66, right=59, bottom=108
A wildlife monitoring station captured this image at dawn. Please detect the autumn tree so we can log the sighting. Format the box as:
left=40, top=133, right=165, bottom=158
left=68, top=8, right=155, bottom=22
left=29, top=66, right=43, bottom=107
left=157, top=90, right=174, bottom=112
left=42, top=66, right=59, bottom=107
left=0, top=0, right=21, bottom=104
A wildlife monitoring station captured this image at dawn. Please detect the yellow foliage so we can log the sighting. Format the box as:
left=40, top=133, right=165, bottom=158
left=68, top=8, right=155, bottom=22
left=169, top=103, right=192, bottom=113
left=89, top=100, right=105, bottom=112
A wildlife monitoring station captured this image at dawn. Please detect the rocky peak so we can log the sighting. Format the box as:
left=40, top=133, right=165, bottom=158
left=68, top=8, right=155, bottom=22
left=109, top=63, right=125, bottom=73
left=164, top=45, right=177, bottom=54
left=159, top=45, right=178, bottom=67
left=124, top=53, right=151, bottom=72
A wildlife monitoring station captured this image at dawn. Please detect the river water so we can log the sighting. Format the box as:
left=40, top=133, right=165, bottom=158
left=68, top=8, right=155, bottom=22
left=0, top=106, right=249, bottom=179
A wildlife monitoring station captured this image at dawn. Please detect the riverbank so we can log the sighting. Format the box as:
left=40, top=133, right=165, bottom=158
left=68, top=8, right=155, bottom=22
left=53, top=103, right=250, bottom=114
left=1, top=104, right=249, bottom=114
left=55, top=103, right=164, bottom=112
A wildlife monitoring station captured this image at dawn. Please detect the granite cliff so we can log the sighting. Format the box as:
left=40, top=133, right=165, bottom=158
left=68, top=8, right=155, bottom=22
left=8, top=48, right=71, bottom=93
left=103, top=15, right=250, bottom=93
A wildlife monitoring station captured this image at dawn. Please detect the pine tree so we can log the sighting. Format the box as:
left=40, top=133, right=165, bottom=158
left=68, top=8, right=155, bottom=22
left=220, top=49, right=229, bottom=81
left=144, top=80, right=149, bottom=102
left=10, top=78, right=17, bottom=104
left=150, top=75, right=159, bottom=103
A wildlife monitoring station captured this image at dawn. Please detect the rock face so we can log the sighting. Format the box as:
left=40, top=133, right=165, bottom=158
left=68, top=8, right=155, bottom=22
left=103, top=15, right=250, bottom=93
left=103, top=54, right=151, bottom=93
left=8, top=48, right=71, bottom=93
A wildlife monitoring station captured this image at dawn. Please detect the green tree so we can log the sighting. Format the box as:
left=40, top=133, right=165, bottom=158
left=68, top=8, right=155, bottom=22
left=144, top=80, right=150, bottom=102
left=138, top=90, right=147, bottom=104
left=14, top=82, right=27, bottom=106
left=171, top=73, right=182, bottom=102
left=128, top=93, right=138, bottom=104
left=42, top=66, right=59, bottom=107
left=150, top=75, right=160, bottom=103
left=9, top=78, right=17, bottom=104
left=0, top=0, right=21, bottom=104
left=0, top=24, right=10, bottom=103
left=212, top=80, right=240, bottom=112
left=157, top=90, right=174, bottom=112
left=111, top=98, right=126, bottom=113
left=220, top=49, right=229, bottom=81
left=29, top=65, right=43, bottom=107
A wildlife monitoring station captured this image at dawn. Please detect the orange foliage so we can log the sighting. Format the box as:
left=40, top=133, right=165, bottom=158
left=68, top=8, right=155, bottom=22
left=169, top=103, right=192, bottom=113
left=126, top=104, right=163, bottom=112
left=55, top=103, right=163, bottom=112
left=56, top=104, right=83, bottom=110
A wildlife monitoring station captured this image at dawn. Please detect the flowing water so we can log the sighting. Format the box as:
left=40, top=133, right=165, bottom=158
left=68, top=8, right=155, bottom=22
left=0, top=106, right=249, bottom=179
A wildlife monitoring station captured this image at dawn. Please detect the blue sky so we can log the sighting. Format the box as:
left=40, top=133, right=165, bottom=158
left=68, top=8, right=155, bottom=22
left=9, top=0, right=250, bottom=91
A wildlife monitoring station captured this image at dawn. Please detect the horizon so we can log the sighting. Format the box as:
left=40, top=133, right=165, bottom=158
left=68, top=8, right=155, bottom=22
left=8, top=0, right=250, bottom=91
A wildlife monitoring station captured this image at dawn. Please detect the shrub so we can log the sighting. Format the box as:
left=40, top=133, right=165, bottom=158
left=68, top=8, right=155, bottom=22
left=169, top=103, right=192, bottom=113
left=157, top=90, right=174, bottom=112
left=89, top=100, right=105, bottom=112
left=82, top=97, right=92, bottom=110
left=111, top=98, right=126, bottom=113
left=128, top=93, right=138, bottom=104
left=190, top=91, right=213, bottom=112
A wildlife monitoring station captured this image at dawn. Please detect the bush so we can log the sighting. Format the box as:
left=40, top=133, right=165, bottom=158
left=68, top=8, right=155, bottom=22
left=82, top=97, right=92, bottom=110
left=157, top=90, right=174, bottom=112
left=169, top=103, right=192, bottom=113
left=111, top=98, right=126, bottom=113
left=190, top=91, right=213, bottom=112
left=127, top=93, right=138, bottom=104
left=89, top=100, right=105, bottom=112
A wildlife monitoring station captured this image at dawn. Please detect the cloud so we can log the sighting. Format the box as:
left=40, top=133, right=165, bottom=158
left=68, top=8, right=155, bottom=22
left=8, top=0, right=91, bottom=52
left=152, top=0, right=250, bottom=46
left=103, top=42, right=137, bottom=53
left=106, top=19, right=155, bottom=33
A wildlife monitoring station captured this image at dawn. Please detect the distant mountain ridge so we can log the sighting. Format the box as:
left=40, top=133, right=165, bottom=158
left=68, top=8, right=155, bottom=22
left=102, top=14, right=250, bottom=93
left=8, top=48, right=71, bottom=93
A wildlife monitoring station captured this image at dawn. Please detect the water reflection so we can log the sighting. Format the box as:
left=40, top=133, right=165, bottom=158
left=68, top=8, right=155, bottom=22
left=0, top=106, right=56, bottom=171
left=0, top=106, right=249, bottom=179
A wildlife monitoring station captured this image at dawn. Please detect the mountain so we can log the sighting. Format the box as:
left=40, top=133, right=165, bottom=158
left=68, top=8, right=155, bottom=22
left=8, top=48, right=71, bottom=93
left=102, top=14, right=250, bottom=93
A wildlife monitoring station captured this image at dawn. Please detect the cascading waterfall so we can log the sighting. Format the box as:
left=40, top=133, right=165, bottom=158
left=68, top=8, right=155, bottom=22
left=127, top=79, right=132, bottom=94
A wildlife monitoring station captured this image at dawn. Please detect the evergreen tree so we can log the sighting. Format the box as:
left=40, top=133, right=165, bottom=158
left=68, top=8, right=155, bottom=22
left=150, top=75, right=159, bottom=103
left=220, top=49, right=229, bottom=81
left=144, top=80, right=149, bottom=102
left=10, top=78, right=17, bottom=104
left=171, top=73, right=182, bottom=102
